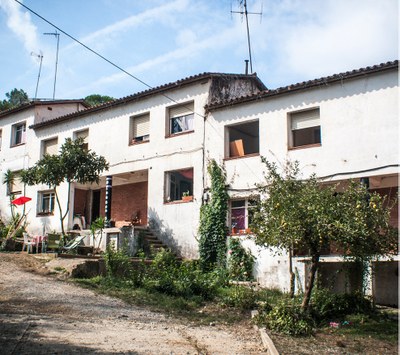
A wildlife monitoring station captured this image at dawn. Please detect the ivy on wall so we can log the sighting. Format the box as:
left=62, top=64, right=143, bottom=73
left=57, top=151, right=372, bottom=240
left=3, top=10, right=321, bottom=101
left=198, top=159, right=229, bottom=270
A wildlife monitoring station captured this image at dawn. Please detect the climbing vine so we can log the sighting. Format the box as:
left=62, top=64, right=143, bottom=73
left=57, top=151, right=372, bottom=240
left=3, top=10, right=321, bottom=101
left=198, top=159, right=229, bottom=270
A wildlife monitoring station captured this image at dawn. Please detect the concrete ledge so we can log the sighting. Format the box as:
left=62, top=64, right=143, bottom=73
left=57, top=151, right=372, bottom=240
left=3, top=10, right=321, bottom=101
left=251, top=310, right=279, bottom=354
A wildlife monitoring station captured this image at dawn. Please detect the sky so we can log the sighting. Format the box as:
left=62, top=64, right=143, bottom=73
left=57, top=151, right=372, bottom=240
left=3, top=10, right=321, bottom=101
left=0, top=0, right=398, bottom=101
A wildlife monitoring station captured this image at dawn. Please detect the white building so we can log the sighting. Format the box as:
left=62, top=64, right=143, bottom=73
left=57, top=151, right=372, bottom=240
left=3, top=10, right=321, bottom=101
left=0, top=61, right=397, bottom=304
left=205, top=60, right=398, bottom=305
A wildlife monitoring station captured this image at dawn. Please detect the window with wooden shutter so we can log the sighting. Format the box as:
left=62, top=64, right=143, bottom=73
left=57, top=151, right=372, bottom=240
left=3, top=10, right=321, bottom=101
left=168, top=102, right=194, bottom=135
left=42, top=137, right=58, bottom=156
left=74, top=129, right=89, bottom=150
left=289, top=108, right=321, bottom=148
left=131, top=114, right=150, bottom=143
left=8, top=171, right=23, bottom=195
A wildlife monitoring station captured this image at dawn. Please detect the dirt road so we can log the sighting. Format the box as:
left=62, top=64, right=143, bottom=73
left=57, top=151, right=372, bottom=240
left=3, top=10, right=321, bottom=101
left=0, top=253, right=265, bottom=354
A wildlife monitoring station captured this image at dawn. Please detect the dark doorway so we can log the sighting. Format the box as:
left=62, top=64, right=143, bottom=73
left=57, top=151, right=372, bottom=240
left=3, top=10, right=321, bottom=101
left=91, top=190, right=101, bottom=223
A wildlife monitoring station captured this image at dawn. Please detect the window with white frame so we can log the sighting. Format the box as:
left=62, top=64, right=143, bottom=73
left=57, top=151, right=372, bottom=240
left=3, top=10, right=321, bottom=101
left=7, top=171, right=23, bottom=196
left=130, top=113, right=150, bottom=144
left=41, top=137, right=58, bottom=157
left=226, top=120, right=259, bottom=158
left=165, top=168, right=193, bottom=202
left=289, top=108, right=321, bottom=148
left=168, top=102, right=194, bottom=135
left=11, top=122, right=26, bottom=146
left=37, top=190, right=55, bottom=215
left=230, top=198, right=257, bottom=233
left=74, top=129, right=89, bottom=150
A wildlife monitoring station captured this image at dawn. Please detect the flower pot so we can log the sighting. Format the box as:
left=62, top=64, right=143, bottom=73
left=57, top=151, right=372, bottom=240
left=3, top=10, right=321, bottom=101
left=182, top=195, right=193, bottom=202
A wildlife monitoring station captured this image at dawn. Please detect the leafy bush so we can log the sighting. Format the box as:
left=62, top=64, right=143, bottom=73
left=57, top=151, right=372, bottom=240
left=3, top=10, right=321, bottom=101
left=227, top=237, right=255, bottom=281
left=104, top=244, right=133, bottom=278
left=219, top=285, right=259, bottom=310
left=310, top=288, right=374, bottom=322
left=259, top=301, right=315, bottom=336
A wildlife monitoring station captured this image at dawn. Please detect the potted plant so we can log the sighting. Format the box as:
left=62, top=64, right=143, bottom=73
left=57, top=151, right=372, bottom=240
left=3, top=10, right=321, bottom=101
left=182, top=191, right=193, bottom=202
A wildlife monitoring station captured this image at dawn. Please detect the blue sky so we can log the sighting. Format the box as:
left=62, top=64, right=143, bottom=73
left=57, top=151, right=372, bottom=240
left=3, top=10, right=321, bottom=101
left=0, top=0, right=398, bottom=101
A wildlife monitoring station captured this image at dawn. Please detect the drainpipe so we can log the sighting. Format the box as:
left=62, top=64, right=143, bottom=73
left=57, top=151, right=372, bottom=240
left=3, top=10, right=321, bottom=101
left=105, top=176, right=112, bottom=227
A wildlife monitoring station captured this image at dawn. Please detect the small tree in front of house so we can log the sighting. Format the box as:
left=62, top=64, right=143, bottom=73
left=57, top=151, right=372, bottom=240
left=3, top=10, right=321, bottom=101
left=251, top=158, right=397, bottom=310
left=21, top=138, right=109, bottom=235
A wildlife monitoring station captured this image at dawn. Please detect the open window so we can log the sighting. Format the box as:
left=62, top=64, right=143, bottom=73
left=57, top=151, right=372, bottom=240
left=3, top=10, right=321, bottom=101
left=289, top=108, right=321, bottom=148
left=73, top=129, right=89, bottom=151
left=37, top=190, right=55, bottom=215
left=230, top=198, right=257, bottom=234
left=130, top=113, right=150, bottom=144
left=165, top=168, right=193, bottom=202
left=226, top=120, right=259, bottom=158
left=167, top=102, right=194, bottom=136
left=41, top=137, right=58, bottom=157
left=11, top=122, right=26, bottom=146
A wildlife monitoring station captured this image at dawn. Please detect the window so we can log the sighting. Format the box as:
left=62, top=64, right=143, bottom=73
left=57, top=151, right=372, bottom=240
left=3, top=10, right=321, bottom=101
left=11, top=122, right=26, bottom=146
left=226, top=120, right=259, bottom=158
left=37, top=191, right=55, bottom=215
left=130, top=113, right=150, bottom=144
left=289, top=108, right=321, bottom=148
left=168, top=102, right=194, bottom=135
left=7, top=171, right=23, bottom=195
left=165, top=168, right=193, bottom=202
left=41, top=137, right=58, bottom=157
left=74, top=129, right=89, bottom=150
left=230, top=198, right=257, bottom=233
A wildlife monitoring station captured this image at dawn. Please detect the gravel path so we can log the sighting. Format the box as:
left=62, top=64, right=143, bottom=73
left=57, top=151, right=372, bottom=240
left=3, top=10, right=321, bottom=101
left=0, top=253, right=265, bottom=354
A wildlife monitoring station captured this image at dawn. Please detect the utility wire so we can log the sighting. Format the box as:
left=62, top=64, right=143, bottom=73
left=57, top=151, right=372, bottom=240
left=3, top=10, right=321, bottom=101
left=14, top=0, right=204, bottom=118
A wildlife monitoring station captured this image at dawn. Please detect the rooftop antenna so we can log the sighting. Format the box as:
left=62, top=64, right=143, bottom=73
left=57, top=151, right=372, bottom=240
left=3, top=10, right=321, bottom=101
left=231, top=0, right=262, bottom=74
left=44, top=30, right=60, bottom=100
left=31, top=50, right=43, bottom=100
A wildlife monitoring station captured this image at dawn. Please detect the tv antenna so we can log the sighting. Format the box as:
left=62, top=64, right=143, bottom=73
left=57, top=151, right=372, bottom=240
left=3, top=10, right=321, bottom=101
left=44, top=30, right=60, bottom=100
left=31, top=50, right=43, bottom=100
left=231, top=0, right=262, bottom=74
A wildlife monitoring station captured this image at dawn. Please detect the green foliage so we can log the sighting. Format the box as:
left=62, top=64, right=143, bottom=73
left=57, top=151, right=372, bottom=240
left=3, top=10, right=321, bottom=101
left=21, top=137, right=109, bottom=234
left=198, top=159, right=229, bottom=270
left=0, top=88, right=29, bottom=111
left=310, top=289, right=374, bottom=322
left=104, top=244, right=133, bottom=278
left=84, top=94, right=114, bottom=107
left=218, top=285, right=259, bottom=310
left=251, top=158, right=398, bottom=309
left=227, top=237, right=254, bottom=281
left=258, top=301, right=315, bottom=336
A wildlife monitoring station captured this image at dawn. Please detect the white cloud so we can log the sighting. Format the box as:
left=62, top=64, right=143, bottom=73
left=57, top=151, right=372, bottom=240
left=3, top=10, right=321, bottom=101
left=0, top=0, right=40, bottom=54
left=281, top=0, right=398, bottom=78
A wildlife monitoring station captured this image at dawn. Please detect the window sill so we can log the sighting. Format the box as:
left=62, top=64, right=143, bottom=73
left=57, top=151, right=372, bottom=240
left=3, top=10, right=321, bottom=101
left=129, top=139, right=150, bottom=146
left=164, top=198, right=194, bottom=205
left=165, top=130, right=194, bottom=139
left=37, top=212, right=54, bottom=217
left=224, top=153, right=259, bottom=161
left=288, top=143, right=321, bottom=151
left=10, top=143, right=26, bottom=148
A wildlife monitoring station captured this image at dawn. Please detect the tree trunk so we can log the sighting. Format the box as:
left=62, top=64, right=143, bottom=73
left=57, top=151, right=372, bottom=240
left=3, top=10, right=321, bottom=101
left=289, top=248, right=295, bottom=298
left=301, top=254, right=320, bottom=310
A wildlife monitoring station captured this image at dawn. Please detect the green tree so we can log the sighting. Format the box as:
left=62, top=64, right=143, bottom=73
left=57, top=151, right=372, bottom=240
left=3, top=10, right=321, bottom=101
left=84, top=94, right=114, bottom=107
left=251, top=158, right=397, bottom=309
left=21, top=138, right=109, bottom=235
left=0, top=89, right=29, bottom=111
left=198, top=159, right=229, bottom=270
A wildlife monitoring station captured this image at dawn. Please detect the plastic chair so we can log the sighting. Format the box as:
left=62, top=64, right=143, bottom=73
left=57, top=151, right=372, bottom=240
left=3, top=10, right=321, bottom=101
left=22, top=232, right=36, bottom=253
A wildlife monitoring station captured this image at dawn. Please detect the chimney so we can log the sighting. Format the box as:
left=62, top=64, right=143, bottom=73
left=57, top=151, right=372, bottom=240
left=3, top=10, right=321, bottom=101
left=245, top=60, right=249, bottom=75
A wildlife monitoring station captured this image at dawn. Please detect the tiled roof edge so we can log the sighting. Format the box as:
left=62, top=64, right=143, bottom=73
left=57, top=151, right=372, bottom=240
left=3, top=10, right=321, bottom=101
left=206, top=60, right=399, bottom=111
left=30, top=72, right=265, bottom=129
left=0, top=99, right=88, bottom=119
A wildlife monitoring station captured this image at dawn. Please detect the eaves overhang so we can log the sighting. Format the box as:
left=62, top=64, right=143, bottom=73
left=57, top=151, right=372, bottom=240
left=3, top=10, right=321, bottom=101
left=205, top=60, right=399, bottom=112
